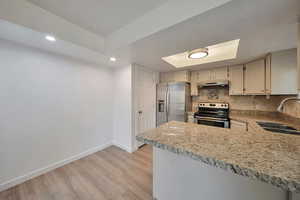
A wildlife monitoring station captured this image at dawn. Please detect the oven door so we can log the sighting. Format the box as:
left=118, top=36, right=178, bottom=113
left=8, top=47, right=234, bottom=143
left=195, top=116, right=229, bottom=128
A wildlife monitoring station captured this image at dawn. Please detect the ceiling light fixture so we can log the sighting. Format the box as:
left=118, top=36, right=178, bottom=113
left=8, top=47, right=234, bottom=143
left=188, top=48, right=208, bottom=59
left=45, top=35, right=56, bottom=42
left=110, top=57, right=116, bottom=62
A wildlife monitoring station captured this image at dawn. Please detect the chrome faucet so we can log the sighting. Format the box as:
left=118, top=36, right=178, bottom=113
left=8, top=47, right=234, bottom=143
left=277, top=94, right=300, bottom=112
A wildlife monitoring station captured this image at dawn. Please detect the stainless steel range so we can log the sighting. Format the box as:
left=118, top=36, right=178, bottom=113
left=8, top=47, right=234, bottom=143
left=194, top=103, right=230, bottom=128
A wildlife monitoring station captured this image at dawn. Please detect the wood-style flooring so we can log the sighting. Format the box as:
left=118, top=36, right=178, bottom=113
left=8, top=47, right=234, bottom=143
left=0, top=145, right=153, bottom=200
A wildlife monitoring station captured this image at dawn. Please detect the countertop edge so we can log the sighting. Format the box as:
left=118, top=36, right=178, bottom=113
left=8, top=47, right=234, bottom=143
left=136, top=135, right=300, bottom=193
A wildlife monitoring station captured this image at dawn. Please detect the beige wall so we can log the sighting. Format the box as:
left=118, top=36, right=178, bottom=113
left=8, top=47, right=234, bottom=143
left=192, top=87, right=300, bottom=118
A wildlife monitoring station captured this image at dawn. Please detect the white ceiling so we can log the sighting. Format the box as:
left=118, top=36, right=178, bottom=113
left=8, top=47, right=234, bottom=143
left=27, top=0, right=169, bottom=36
left=0, top=0, right=299, bottom=71
left=127, top=0, right=300, bottom=71
left=0, top=20, right=127, bottom=68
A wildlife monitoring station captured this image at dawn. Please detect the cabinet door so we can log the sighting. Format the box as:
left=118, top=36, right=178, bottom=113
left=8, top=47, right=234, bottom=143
left=270, top=49, right=298, bottom=95
left=229, top=65, right=244, bottom=95
left=212, top=67, right=228, bottom=80
left=174, top=71, right=190, bottom=82
left=160, top=72, right=174, bottom=83
left=160, top=72, right=168, bottom=83
left=167, top=72, right=175, bottom=82
left=190, top=72, right=198, bottom=96
left=244, top=59, right=266, bottom=95
left=190, top=82, right=198, bottom=96
left=197, top=69, right=211, bottom=83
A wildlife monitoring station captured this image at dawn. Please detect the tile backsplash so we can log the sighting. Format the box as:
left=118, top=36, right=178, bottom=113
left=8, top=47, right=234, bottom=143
left=192, top=87, right=300, bottom=118
left=283, top=100, right=300, bottom=119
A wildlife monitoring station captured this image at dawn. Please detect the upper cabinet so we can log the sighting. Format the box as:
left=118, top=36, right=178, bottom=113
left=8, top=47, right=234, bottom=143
left=160, top=70, right=190, bottom=83
left=267, top=49, right=298, bottom=95
left=244, top=59, right=266, bottom=95
left=196, top=69, right=211, bottom=83
left=193, top=66, right=228, bottom=83
left=190, top=66, right=228, bottom=96
left=228, top=48, right=298, bottom=96
left=212, top=67, right=229, bottom=81
left=229, top=65, right=244, bottom=95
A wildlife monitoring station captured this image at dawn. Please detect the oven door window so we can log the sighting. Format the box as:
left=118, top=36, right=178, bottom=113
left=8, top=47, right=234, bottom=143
left=197, top=119, right=225, bottom=128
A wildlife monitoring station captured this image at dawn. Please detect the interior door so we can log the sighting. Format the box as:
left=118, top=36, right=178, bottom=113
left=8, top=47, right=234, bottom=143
left=135, top=66, right=158, bottom=148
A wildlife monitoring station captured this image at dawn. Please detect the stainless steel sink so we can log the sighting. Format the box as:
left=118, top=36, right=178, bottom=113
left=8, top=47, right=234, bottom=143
left=257, top=121, right=300, bottom=135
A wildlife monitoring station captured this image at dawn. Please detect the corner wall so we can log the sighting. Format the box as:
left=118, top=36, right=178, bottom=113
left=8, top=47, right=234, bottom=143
left=112, top=65, right=133, bottom=152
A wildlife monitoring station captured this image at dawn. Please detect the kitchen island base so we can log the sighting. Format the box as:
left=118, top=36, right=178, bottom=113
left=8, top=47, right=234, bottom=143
left=153, top=147, right=298, bottom=200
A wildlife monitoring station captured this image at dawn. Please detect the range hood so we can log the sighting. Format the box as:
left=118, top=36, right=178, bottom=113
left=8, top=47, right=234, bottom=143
left=198, top=80, right=229, bottom=87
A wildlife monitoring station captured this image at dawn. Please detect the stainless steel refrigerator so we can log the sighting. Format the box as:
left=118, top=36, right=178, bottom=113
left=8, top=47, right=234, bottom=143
left=156, top=82, right=191, bottom=126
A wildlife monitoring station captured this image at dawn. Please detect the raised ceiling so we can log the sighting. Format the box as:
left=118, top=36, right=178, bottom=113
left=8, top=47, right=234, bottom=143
left=127, top=0, right=300, bottom=71
left=27, top=0, right=169, bottom=36
left=1, top=0, right=299, bottom=71
left=162, top=39, right=240, bottom=68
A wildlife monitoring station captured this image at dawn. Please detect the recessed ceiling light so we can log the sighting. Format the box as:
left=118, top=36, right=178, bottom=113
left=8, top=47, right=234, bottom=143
left=188, top=48, right=208, bottom=59
left=45, top=35, right=56, bottom=42
left=110, top=57, right=116, bottom=62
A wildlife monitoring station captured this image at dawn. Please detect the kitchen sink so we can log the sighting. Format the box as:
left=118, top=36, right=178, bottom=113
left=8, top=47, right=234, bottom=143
left=257, top=121, right=300, bottom=135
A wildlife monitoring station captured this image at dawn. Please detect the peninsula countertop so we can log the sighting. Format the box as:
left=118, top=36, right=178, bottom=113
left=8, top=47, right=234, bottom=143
left=136, top=121, right=300, bottom=193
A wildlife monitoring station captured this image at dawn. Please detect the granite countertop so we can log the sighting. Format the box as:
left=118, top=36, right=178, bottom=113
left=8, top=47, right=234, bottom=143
left=136, top=120, right=300, bottom=193
left=230, top=113, right=300, bottom=132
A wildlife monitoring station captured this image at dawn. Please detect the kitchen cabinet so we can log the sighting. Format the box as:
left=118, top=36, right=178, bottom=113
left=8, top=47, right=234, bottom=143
left=211, top=67, right=228, bottom=80
left=190, top=66, right=228, bottom=96
left=174, top=70, right=190, bottom=82
left=229, top=48, right=297, bottom=96
left=190, top=71, right=199, bottom=96
left=196, top=69, right=211, bottom=83
left=244, top=59, right=266, bottom=95
left=229, top=65, right=244, bottom=95
left=160, top=70, right=190, bottom=83
left=194, top=67, right=228, bottom=83
left=230, top=119, right=248, bottom=131
left=267, top=49, right=298, bottom=95
left=160, top=72, right=174, bottom=82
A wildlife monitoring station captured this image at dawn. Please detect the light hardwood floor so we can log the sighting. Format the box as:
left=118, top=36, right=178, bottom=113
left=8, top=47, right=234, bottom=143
left=0, top=145, right=153, bottom=200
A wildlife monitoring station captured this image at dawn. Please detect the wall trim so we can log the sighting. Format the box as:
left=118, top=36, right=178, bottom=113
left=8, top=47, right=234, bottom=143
left=112, top=141, right=133, bottom=153
left=0, top=141, right=113, bottom=192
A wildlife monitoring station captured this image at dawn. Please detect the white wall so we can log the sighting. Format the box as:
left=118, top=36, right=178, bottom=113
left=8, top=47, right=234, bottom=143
left=0, top=39, right=114, bottom=191
left=112, top=66, right=133, bottom=152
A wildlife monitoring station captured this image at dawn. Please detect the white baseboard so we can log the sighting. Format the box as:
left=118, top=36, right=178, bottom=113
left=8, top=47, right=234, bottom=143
left=112, top=141, right=133, bottom=153
left=0, top=141, right=112, bottom=192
